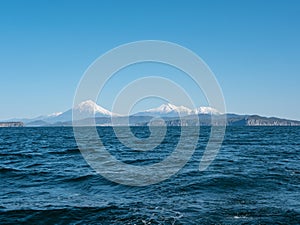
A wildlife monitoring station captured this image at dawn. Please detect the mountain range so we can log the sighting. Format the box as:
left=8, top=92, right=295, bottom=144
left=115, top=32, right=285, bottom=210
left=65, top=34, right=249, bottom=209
left=3, top=100, right=300, bottom=126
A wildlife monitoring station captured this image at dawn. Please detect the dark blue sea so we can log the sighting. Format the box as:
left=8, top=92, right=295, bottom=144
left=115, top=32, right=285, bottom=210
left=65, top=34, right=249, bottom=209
left=1, top=127, right=300, bottom=224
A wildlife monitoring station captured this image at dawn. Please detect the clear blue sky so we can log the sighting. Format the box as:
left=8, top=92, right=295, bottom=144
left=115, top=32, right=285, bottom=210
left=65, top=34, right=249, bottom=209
left=0, top=0, right=299, bottom=120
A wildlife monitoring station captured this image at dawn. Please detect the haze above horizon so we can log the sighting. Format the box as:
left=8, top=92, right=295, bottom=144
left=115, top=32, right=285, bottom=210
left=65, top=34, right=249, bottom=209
left=0, top=0, right=299, bottom=120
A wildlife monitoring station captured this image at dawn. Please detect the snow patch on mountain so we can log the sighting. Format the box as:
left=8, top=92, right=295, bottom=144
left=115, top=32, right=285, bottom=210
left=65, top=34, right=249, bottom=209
left=47, top=112, right=63, bottom=117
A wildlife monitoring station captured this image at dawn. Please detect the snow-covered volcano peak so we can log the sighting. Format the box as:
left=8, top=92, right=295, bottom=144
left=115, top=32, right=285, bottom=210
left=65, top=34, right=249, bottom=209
left=74, top=100, right=112, bottom=116
left=133, top=103, right=193, bottom=117
left=193, top=106, right=220, bottom=115
left=134, top=103, right=220, bottom=117
left=145, top=103, right=192, bottom=114
left=153, top=103, right=182, bottom=112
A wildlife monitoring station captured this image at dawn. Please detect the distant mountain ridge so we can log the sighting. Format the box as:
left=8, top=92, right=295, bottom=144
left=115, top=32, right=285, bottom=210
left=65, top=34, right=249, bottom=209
left=3, top=100, right=300, bottom=126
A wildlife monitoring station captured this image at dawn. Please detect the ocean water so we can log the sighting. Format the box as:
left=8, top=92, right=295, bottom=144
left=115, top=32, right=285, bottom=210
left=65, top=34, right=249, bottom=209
left=0, top=126, right=300, bottom=224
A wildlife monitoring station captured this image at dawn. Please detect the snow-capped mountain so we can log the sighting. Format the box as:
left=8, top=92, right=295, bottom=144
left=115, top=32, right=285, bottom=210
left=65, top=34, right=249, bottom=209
left=134, top=103, right=219, bottom=117
left=8, top=100, right=221, bottom=126
left=24, top=100, right=117, bottom=124
left=73, top=100, right=114, bottom=117
left=49, top=100, right=118, bottom=123
left=6, top=100, right=300, bottom=127
left=134, top=103, right=192, bottom=117
left=193, top=107, right=220, bottom=115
